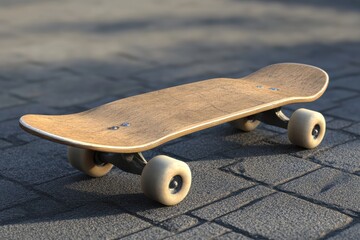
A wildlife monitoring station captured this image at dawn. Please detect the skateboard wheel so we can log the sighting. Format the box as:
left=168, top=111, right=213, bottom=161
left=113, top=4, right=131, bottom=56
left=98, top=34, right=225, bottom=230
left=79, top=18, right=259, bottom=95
left=67, top=146, right=113, bottom=177
left=288, top=108, right=326, bottom=149
left=141, top=155, right=191, bottom=206
left=230, top=117, right=260, bottom=132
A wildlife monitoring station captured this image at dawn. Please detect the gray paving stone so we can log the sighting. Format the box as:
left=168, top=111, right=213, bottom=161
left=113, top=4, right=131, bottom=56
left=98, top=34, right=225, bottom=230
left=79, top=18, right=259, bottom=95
left=162, top=124, right=242, bottom=160
left=328, top=223, right=360, bottom=240
left=280, top=168, right=360, bottom=214
left=224, top=128, right=277, bottom=147
left=163, top=125, right=276, bottom=160
left=214, top=232, right=252, bottom=240
left=0, top=139, right=12, bottom=148
left=0, top=140, right=75, bottom=185
left=0, top=119, right=25, bottom=140
left=327, top=119, right=353, bottom=130
left=133, top=61, right=232, bottom=90
left=23, top=198, right=69, bottom=215
left=122, top=226, right=172, bottom=239
left=160, top=215, right=200, bottom=232
left=331, top=75, right=360, bottom=91
left=9, top=74, right=142, bottom=107
left=269, top=129, right=356, bottom=159
left=0, top=207, right=27, bottom=224
left=34, top=169, right=142, bottom=206
left=10, top=83, right=46, bottom=99
left=314, top=140, right=360, bottom=174
left=192, top=186, right=274, bottom=221
left=0, top=76, right=23, bottom=89
left=78, top=96, right=119, bottom=109
left=224, top=140, right=300, bottom=160
left=344, top=122, right=360, bottom=136
left=322, top=88, right=359, bottom=103
left=200, top=58, right=252, bottom=77
left=0, top=203, right=151, bottom=240
left=338, top=42, right=360, bottom=57
left=0, top=94, right=25, bottom=109
left=225, top=153, right=320, bottom=185
left=0, top=179, right=39, bottom=210
left=0, top=103, right=58, bottom=122
left=70, top=57, right=152, bottom=80
left=0, top=62, right=73, bottom=83
left=13, top=132, right=38, bottom=143
left=326, top=97, right=360, bottom=122
left=219, top=192, right=352, bottom=240
left=170, top=222, right=231, bottom=239
left=330, top=65, right=360, bottom=81
left=163, top=133, right=239, bottom=161
left=302, top=48, right=356, bottom=73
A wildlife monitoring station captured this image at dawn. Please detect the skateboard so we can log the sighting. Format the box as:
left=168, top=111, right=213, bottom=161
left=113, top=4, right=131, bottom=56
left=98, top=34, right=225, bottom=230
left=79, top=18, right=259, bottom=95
left=19, top=63, right=329, bottom=206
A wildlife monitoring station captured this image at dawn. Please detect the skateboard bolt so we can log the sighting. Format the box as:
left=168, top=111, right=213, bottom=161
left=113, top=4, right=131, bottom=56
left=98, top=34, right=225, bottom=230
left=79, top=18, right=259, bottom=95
left=312, top=124, right=320, bottom=139
left=108, top=126, right=120, bottom=130
left=170, top=180, right=178, bottom=189
left=169, top=175, right=183, bottom=194
left=256, top=85, right=263, bottom=88
left=120, top=122, right=130, bottom=127
left=269, top=87, right=280, bottom=91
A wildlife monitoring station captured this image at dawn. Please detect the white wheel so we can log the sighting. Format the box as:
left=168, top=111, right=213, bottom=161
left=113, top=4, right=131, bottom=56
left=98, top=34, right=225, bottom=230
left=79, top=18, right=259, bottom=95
left=288, top=108, right=326, bottom=149
left=67, top=146, right=113, bottom=177
left=141, top=155, right=191, bottom=206
left=231, top=117, right=260, bottom=132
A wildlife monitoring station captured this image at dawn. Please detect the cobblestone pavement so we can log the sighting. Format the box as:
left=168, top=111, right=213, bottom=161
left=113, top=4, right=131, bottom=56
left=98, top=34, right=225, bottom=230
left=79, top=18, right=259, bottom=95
left=0, top=0, right=359, bottom=239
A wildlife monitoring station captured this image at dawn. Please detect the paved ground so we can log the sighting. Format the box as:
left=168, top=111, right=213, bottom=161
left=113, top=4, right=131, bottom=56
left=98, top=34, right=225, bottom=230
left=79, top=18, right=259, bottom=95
left=0, top=0, right=359, bottom=239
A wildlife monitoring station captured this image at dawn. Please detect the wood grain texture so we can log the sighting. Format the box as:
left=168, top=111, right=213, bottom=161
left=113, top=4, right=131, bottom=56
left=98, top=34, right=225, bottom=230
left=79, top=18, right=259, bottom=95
left=20, top=63, right=329, bottom=153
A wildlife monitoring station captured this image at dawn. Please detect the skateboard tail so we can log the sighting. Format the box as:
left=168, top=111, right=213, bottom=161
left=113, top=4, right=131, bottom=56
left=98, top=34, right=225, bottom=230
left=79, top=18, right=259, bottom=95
left=19, top=114, right=148, bottom=153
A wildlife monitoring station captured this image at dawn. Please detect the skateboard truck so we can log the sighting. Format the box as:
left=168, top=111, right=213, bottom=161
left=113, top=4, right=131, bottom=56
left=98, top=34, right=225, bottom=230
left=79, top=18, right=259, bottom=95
left=253, top=107, right=289, bottom=129
left=95, top=152, right=146, bottom=175
left=252, top=108, right=321, bottom=139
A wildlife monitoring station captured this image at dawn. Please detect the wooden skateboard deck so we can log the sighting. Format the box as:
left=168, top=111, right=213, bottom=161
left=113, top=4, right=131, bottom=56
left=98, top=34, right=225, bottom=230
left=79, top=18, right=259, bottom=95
left=20, top=63, right=328, bottom=153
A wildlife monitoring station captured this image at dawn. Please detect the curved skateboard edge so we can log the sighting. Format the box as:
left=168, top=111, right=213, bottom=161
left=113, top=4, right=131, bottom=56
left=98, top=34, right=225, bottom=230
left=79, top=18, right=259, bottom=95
left=244, top=62, right=329, bottom=102
left=20, top=114, right=192, bottom=153
left=19, top=115, right=149, bottom=153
